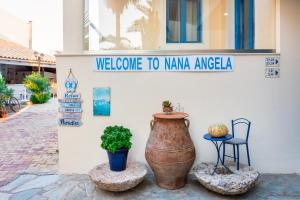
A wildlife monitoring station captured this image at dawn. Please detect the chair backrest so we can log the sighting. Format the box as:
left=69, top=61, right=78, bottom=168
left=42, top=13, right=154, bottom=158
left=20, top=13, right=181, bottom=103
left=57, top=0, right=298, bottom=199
left=231, top=118, right=251, bottom=142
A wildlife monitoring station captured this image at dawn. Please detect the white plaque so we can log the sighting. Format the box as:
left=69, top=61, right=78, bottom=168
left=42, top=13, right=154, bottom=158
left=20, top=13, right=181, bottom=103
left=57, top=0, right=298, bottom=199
left=265, top=67, right=280, bottom=78
left=265, top=57, right=280, bottom=67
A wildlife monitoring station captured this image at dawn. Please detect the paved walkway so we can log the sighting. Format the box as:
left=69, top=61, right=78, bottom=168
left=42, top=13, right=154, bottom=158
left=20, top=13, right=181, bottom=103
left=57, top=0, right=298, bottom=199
left=0, top=173, right=299, bottom=200
left=0, top=99, right=58, bottom=187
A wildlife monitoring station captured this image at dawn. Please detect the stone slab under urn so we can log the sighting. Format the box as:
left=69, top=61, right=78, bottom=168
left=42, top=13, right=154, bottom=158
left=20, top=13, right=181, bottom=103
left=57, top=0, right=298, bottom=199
left=192, top=162, right=259, bottom=195
left=89, top=162, right=147, bottom=192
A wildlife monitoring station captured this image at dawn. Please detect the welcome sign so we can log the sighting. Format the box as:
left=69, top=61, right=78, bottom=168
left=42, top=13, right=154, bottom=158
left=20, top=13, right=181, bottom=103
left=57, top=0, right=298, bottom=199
left=59, top=69, right=83, bottom=127
left=95, top=55, right=233, bottom=72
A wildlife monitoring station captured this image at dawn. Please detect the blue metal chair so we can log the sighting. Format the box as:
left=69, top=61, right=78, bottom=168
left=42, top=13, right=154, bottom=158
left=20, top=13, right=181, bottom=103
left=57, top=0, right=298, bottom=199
left=222, top=118, right=251, bottom=170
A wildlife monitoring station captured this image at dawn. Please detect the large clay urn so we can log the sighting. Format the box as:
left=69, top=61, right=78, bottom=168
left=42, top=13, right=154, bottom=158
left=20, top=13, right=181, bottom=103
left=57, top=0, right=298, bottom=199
left=145, top=112, right=195, bottom=189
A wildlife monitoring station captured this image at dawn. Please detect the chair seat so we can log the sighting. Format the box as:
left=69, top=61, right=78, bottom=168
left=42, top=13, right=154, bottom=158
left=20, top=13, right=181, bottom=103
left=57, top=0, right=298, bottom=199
left=224, top=138, right=247, bottom=144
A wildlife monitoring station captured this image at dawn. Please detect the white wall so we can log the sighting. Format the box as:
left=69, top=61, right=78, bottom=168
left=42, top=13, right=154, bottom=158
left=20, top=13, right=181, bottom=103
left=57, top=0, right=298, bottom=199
left=0, top=8, right=30, bottom=47
left=57, top=0, right=300, bottom=174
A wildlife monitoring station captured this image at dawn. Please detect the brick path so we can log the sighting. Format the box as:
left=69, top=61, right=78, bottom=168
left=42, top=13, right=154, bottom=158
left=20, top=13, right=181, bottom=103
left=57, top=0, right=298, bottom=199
left=0, top=99, right=58, bottom=187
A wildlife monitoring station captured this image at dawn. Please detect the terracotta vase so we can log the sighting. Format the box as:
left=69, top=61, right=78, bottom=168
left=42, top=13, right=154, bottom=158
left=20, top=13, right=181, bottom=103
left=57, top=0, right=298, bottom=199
left=145, top=112, right=195, bottom=189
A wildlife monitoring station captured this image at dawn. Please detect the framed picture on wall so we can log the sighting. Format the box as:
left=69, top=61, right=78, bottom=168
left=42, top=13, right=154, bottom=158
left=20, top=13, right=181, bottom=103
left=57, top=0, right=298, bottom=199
left=93, top=87, right=111, bottom=116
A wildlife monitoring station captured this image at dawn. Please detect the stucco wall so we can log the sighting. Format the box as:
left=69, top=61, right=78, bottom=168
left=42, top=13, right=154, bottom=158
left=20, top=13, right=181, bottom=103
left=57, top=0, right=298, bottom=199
left=57, top=0, right=300, bottom=174
left=0, top=8, right=30, bottom=48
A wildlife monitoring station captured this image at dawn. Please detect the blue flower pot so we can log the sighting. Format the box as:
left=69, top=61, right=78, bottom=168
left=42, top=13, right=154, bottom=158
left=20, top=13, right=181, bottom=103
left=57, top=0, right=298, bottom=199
left=107, top=149, right=129, bottom=171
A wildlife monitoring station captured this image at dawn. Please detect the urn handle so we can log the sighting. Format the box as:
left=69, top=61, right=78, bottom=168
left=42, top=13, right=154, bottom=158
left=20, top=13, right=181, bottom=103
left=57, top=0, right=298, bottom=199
left=150, top=119, right=155, bottom=130
left=184, top=119, right=190, bottom=128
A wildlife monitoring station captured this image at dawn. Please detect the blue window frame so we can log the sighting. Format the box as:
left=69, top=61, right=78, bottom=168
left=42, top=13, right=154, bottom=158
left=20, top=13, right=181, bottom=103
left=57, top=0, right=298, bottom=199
left=235, top=0, right=254, bottom=49
left=167, top=0, right=202, bottom=43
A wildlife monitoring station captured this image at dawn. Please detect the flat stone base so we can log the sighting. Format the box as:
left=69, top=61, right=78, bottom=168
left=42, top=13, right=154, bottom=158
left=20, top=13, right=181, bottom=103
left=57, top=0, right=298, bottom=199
left=89, top=162, right=147, bottom=192
left=192, top=162, right=259, bottom=195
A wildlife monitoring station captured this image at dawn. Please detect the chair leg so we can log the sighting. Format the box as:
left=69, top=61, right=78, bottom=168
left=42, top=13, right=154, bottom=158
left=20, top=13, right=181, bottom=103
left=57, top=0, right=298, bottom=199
left=233, top=144, right=236, bottom=162
left=222, top=143, right=225, bottom=164
left=246, top=143, right=251, bottom=166
left=236, top=145, right=240, bottom=170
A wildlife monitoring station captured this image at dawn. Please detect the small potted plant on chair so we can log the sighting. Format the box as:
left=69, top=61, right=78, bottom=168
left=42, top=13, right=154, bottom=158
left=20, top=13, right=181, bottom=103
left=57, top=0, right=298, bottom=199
left=100, top=125, right=132, bottom=171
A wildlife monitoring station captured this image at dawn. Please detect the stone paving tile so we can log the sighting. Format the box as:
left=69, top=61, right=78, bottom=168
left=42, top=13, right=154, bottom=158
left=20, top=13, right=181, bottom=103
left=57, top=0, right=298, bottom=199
left=1, top=172, right=299, bottom=200
left=0, top=175, right=36, bottom=192
left=10, top=188, right=41, bottom=200
left=0, top=99, right=58, bottom=187
left=0, top=192, right=11, bottom=200
left=13, top=175, right=60, bottom=193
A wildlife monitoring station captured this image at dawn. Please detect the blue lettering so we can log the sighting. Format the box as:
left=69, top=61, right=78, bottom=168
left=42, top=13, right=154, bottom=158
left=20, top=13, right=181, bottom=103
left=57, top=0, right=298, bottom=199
left=226, top=58, right=232, bottom=70
left=130, top=58, right=136, bottom=70
left=215, top=57, right=220, bottom=70
left=96, top=58, right=106, bottom=70
left=123, top=57, right=129, bottom=70
left=116, top=58, right=122, bottom=70
left=178, top=57, right=183, bottom=70
left=111, top=58, right=116, bottom=70
left=165, top=57, right=171, bottom=70
left=221, top=57, right=226, bottom=70
left=194, top=58, right=200, bottom=70
left=201, top=57, right=207, bottom=70
left=137, top=57, right=142, bottom=70
left=184, top=58, right=190, bottom=70
left=148, top=57, right=153, bottom=70
left=105, top=58, right=112, bottom=70
left=171, top=58, right=177, bottom=70
left=153, top=57, right=159, bottom=70
left=208, top=57, right=214, bottom=70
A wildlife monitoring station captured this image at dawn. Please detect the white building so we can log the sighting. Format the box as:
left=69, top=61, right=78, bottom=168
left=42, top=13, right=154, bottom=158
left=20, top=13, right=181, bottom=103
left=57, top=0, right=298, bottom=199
left=0, top=8, right=32, bottom=48
left=57, top=0, right=300, bottom=174
left=0, top=9, right=57, bottom=100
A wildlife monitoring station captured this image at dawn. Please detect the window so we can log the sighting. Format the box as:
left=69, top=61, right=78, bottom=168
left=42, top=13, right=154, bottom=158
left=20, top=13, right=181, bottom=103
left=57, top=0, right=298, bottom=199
left=166, top=0, right=202, bottom=43
left=83, top=0, right=276, bottom=51
left=235, top=0, right=254, bottom=49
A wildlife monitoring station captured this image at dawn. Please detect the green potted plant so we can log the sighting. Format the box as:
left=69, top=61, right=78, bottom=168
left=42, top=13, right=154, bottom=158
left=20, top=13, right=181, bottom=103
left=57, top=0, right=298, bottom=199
left=162, top=100, right=173, bottom=113
left=100, top=125, right=132, bottom=171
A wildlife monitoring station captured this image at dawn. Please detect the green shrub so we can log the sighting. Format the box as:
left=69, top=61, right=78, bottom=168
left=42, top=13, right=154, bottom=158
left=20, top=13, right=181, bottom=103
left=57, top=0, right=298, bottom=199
left=100, top=126, right=132, bottom=153
left=30, top=92, right=51, bottom=104
left=0, top=77, right=13, bottom=108
left=24, top=73, right=51, bottom=104
left=0, top=77, right=13, bottom=97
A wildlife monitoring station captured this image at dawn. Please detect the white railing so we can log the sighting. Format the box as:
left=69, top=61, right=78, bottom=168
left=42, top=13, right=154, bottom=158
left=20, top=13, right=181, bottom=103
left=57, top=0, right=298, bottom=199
left=7, top=84, right=31, bottom=102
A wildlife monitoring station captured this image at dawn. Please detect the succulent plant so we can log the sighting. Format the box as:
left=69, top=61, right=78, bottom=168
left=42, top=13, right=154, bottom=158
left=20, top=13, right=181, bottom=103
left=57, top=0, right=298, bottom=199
left=162, top=100, right=172, bottom=108
left=162, top=100, right=173, bottom=113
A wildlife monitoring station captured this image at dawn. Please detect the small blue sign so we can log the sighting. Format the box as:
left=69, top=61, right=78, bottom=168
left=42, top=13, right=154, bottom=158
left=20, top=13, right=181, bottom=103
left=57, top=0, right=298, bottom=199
left=60, top=102, right=81, bottom=108
left=59, top=119, right=82, bottom=127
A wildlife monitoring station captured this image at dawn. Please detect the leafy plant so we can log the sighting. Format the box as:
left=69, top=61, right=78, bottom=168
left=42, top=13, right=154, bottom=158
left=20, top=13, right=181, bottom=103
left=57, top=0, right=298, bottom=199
left=162, top=100, right=172, bottom=108
left=24, top=72, right=51, bottom=104
left=0, top=94, right=7, bottom=109
left=0, top=77, right=13, bottom=108
left=100, top=125, right=132, bottom=153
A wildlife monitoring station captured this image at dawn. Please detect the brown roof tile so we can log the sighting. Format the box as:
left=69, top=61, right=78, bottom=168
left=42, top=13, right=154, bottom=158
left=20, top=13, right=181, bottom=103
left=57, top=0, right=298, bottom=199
left=0, top=39, right=56, bottom=65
